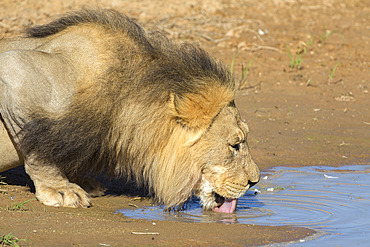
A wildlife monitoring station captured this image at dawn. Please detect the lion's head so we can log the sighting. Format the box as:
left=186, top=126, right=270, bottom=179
left=147, top=84, right=260, bottom=213
left=192, top=105, right=260, bottom=213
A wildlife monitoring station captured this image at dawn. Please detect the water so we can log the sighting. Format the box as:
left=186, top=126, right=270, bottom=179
left=118, top=165, right=370, bottom=246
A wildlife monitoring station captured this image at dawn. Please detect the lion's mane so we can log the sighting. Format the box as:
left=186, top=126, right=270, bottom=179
left=19, top=9, right=235, bottom=207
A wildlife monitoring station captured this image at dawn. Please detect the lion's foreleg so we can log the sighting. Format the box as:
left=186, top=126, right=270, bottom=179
left=25, top=155, right=91, bottom=208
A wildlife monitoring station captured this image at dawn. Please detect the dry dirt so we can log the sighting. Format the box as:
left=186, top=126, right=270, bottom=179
left=0, top=0, right=369, bottom=246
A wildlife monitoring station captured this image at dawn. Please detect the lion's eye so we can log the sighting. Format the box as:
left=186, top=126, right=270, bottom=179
left=229, top=134, right=244, bottom=153
left=230, top=143, right=240, bottom=152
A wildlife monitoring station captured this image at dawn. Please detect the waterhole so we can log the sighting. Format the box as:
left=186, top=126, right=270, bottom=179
left=118, top=165, right=370, bottom=246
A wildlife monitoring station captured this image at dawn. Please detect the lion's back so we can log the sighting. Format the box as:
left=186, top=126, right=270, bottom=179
left=0, top=10, right=146, bottom=77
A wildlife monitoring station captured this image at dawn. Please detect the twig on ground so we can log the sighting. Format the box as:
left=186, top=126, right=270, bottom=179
left=244, top=44, right=282, bottom=53
left=239, top=82, right=262, bottom=90
left=194, top=32, right=215, bottom=42
left=131, top=232, right=160, bottom=235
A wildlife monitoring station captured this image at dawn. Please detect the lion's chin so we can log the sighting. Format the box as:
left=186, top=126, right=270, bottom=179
left=213, top=194, right=238, bottom=213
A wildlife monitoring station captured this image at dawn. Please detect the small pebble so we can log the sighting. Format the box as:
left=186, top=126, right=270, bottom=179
left=254, top=189, right=261, bottom=195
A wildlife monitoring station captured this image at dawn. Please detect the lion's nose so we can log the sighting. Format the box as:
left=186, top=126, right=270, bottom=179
left=248, top=180, right=258, bottom=188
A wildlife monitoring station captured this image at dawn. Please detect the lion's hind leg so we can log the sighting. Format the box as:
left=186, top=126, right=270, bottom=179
left=25, top=156, right=91, bottom=208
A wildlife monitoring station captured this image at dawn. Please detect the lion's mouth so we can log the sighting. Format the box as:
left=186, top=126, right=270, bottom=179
left=213, top=193, right=238, bottom=213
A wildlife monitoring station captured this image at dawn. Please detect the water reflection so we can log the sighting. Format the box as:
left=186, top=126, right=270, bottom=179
left=118, top=165, right=370, bottom=245
left=120, top=193, right=271, bottom=224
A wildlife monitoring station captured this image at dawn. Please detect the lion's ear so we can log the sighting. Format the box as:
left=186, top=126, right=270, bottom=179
left=170, top=86, right=234, bottom=129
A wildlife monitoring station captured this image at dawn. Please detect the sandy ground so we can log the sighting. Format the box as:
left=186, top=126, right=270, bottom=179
left=0, top=0, right=369, bottom=246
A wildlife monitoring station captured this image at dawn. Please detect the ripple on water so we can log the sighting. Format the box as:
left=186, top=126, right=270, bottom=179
left=118, top=165, right=370, bottom=246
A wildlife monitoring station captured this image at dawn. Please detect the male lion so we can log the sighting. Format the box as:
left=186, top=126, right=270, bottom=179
left=0, top=9, right=260, bottom=213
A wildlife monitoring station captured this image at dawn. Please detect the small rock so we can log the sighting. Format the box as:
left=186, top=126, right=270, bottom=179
left=237, top=41, right=247, bottom=49
left=226, top=29, right=234, bottom=37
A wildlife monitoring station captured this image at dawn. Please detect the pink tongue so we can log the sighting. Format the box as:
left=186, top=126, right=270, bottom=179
left=214, top=198, right=238, bottom=213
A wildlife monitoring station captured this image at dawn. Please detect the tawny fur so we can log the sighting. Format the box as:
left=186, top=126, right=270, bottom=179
left=0, top=9, right=260, bottom=209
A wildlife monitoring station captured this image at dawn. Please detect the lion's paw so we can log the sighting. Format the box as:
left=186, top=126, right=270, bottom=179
left=36, top=183, right=91, bottom=208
